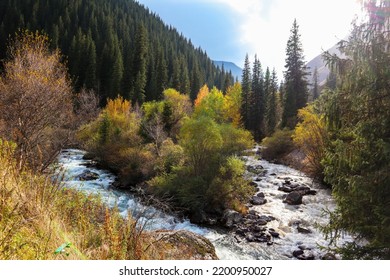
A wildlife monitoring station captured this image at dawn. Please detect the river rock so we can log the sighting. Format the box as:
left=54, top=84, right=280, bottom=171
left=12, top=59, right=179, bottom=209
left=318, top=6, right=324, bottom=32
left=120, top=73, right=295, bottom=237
left=293, top=249, right=304, bottom=258
left=78, top=170, right=99, bottom=181
left=190, top=210, right=208, bottom=224
left=297, top=251, right=315, bottom=260
left=269, top=230, right=280, bottom=238
left=259, top=215, right=276, bottom=222
left=251, top=196, right=267, bottom=205
left=222, top=210, right=243, bottom=228
left=247, top=165, right=265, bottom=175
left=297, top=225, right=312, bottom=234
left=151, top=230, right=218, bottom=260
left=256, top=219, right=268, bottom=226
left=278, top=185, right=294, bottom=193
left=249, top=181, right=258, bottom=188
left=245, top=233, right=255, bottom=242
left=307, top=189, right=317, bottom=195
left=257, top=192, right=265, bottom=198
left=283, top=191, right=303, bottom=205
left=321, top=252, right=337, bottom=260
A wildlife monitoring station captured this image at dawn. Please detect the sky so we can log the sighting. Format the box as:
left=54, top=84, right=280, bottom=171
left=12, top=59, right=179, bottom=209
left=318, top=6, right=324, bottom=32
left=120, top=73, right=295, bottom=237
left=136, top=0, right=363, bottom=78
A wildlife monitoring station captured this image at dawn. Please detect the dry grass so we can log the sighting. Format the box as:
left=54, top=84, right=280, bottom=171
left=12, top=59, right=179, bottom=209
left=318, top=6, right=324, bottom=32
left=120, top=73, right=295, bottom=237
left=0, top=139, right=163, bottom=260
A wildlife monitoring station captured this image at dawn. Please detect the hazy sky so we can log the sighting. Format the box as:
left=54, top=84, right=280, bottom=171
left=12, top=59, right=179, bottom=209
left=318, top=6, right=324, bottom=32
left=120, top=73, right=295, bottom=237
left=137, top=0, right=362, bottom=78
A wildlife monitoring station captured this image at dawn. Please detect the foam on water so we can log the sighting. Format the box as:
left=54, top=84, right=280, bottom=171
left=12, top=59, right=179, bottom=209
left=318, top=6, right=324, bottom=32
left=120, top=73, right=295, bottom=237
left=55, top=149, right=351, bottom=260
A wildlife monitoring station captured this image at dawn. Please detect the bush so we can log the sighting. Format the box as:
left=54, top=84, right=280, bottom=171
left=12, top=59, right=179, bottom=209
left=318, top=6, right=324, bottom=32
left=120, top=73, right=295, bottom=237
left=149, top=114, right=254, bottom=218
left=207, top=156, right=254, bottom=214
left=293, top=105, right=328, bottom=179
left=261, top=129, right=294, bottom=160
left=0, top=31, right=73, bottom=171
left=77, top=96, right=155, bottom=186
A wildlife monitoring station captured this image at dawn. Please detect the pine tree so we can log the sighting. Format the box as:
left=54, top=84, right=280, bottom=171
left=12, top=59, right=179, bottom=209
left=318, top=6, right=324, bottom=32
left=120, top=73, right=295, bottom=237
left=132, top=23, right=148, bottom=104
left=251, top=55, right=264, bottom=139
left=320, top=0, right=390, bottom=259
left=312, top=66, right=319, bottom=100
left=266, top=69, right=278, bottom=135
left=282, top=19, right=309, bottom=129
left=190, top=60, right=202, bottom=101
left=179, top=55, right=190, bottom=94
left=241, top=54, right=252, bottom=130
left=156, top=48, right=168, bottom=100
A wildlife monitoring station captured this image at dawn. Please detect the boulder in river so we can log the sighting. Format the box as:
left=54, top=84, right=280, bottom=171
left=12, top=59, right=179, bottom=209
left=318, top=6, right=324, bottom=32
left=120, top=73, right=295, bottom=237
left=251, top=196, right=267, bottom=205
left=247, top=165, right=265, bottom=175
left=283, top=191, right=303, bottom=205
left=321, top=252, right=337, bottom=260
left=222, top=210, right=243, bottom=228
left=151, top=230, right=218, bottom=260
left=293, top=249, right=304, bottom=258
left=78, top=170, right=99, bottom=181
left=257, top=192, right=265, bottom=198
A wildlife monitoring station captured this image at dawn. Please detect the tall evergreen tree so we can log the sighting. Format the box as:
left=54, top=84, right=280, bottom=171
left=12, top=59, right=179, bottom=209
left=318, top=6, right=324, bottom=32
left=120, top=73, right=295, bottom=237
left=251, top=55, right=264, bottom=139
left=132, top=23, right=148, bottom=104
left=312, top=66, right=319, bottom=100
left=321, top=0, right=390, bottom=259
left=156, top=48, right=168, bottom=100
left=241, top=54, right=252, bottom=130
left=266, top=69, right=278, bottom=135
left=190, top=60, right=202, bottom=101
left=282, top=19, right=309, bottom=129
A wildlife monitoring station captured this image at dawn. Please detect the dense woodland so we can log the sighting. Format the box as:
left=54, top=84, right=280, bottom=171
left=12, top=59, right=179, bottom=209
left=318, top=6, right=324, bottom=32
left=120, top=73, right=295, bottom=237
left=0, top=0, right=234, bottom=104
left=0, top=0, right=389, bottom=260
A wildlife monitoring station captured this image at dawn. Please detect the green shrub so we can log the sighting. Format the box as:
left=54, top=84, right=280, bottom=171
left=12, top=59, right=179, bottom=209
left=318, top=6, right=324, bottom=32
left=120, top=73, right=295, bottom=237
left=261, top=129, right=294, bottom=160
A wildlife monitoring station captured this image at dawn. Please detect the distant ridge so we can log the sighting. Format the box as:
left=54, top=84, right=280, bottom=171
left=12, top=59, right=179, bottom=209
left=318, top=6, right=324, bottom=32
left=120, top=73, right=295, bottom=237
left=213, top=61, right=243, bottom=82
left=306, top=42, right=342, bottom=87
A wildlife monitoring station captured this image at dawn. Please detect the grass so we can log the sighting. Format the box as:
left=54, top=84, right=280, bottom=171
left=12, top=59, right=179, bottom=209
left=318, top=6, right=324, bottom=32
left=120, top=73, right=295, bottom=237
left=0, top=140, right=163, bottom=260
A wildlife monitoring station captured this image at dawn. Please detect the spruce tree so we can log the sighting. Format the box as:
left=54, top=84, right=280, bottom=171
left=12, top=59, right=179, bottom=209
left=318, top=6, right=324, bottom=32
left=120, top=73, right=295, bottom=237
left=266, top=69, right=278, bottom=135
left=251, top=55, right=264, bottom=139
left=282, top=19, right=309, bottom=129
left=132, top=23, right=148, bottom=104
left=312, top=66, right=319, bottom=100
left=321, top=0, right=390, bottom=259
left=241, top=54, right=252, bottom=130
left=156, top=48, right=168, bottom=100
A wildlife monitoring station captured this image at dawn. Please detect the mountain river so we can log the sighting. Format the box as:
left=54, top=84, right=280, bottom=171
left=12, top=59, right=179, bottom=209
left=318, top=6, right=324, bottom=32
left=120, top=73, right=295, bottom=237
left=56, top=148, right=351, bottom=260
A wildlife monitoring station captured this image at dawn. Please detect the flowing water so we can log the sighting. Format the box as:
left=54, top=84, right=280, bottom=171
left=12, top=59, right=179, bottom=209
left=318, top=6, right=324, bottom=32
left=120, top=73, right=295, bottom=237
left=56, top=149, right=351, bottom=260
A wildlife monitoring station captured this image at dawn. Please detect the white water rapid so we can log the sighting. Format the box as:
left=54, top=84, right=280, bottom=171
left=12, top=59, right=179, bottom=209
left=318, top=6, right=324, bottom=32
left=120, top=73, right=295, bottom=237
left=56, top=149, right=351, bottom=260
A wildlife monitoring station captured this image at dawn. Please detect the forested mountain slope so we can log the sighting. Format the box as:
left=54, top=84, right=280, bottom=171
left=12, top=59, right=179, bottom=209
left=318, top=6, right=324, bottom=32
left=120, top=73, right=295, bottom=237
left=0, top=0, right=233, bottom=103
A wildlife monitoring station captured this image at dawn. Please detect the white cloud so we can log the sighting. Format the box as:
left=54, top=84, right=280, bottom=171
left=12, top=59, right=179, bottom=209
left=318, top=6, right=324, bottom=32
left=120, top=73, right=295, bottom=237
left=205, top=0, right=362, bottom=78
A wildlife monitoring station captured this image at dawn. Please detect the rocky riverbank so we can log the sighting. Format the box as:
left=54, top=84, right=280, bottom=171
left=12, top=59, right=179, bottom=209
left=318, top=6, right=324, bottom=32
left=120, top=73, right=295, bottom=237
left=59, top=148, right=351, bottom=260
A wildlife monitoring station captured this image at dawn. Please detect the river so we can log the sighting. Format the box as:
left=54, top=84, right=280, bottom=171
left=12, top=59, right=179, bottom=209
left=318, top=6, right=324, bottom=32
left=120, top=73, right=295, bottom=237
left=56, top=149, right=351, bottom=260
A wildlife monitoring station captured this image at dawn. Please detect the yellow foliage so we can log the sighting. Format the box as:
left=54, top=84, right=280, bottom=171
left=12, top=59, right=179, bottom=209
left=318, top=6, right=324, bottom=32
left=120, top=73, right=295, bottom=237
left=223, top=83, right=242, bottom=127
left=194, top=87, right=225, bottom=122
left=194, top=84, right=209, bottom=107
left=106, top=96, right=131, bottom=118
left=293, top=105, right=328, bottom=178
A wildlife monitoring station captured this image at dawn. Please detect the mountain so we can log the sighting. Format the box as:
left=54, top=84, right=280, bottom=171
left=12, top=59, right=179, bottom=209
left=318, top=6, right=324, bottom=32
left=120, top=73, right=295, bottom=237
left=0, top=0, right=234, bottom=103
left=213, top=61, right=243, bottom=82
left=306, top=42, right=342, bottom=87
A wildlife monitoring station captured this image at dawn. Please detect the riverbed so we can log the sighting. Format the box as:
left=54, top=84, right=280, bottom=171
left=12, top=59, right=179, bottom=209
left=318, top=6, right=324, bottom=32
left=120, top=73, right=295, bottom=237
left=56, top=149, right=351, bottom=260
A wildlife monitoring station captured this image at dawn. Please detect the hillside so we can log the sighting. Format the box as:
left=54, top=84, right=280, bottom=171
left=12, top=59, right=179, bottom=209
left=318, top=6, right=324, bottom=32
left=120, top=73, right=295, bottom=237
left=306, top=42, right=342, bottom=87
left=0, top=0, right=234, bottom=103
left=213, top=60, right=243, bottom=82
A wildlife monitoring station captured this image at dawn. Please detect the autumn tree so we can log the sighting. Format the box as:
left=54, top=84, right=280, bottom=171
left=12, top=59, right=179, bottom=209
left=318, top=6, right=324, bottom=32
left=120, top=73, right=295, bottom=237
left=223, top=83, right=243, bottom=127
left=0, top=31, right=73, bottom=171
